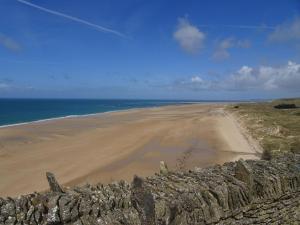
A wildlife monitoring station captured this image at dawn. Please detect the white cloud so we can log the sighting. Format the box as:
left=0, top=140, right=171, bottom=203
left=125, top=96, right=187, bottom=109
left=212, top=37, right=250, bottom=61
left=269, top=17, right=300, bottom=42
left=173, top=75, right=213, bottom=91
left=0, top=33, right=21, bottom=52
left=173, top=18, right=205, bottom=54
left=172, top=61, right=300, bottom=93
left=225, top=61, right=300, bottom=91
left=238, top=66, right=253, bottom=75
left=0, top=82, right=11, bottom=90
left=191, top=76, right=203, bottom=83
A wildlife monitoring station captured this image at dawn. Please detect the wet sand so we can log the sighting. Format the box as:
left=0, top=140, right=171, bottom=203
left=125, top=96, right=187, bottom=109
left=0, top=104, right=260, bottom=197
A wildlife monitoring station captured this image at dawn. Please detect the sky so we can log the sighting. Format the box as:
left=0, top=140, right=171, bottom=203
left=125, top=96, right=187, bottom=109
left=0, top=0, right=300, bottom=100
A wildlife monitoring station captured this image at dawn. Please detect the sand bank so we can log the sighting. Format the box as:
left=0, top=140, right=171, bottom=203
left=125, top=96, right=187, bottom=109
left=0, top=104, right=261, bottom=197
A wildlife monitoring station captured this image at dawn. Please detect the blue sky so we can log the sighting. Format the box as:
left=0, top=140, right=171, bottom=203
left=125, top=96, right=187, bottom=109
left=0, top=0, right=300, bottom=100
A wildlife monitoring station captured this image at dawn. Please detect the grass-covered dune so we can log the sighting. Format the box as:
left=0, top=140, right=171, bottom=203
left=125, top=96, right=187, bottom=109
left=228, top=98, right=300, bottom=159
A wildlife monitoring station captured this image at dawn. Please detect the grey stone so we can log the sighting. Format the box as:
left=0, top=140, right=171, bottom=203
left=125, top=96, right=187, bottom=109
left=46, top=195, right=60, bottom=224
left=0, top=153, right=298, bottom=224
left=131, top=176, right=156, bottom=225
left=235, top=159, right=254, bottom=191
left=159, top=161, right=169, bottom=175
left=46, top=172, right=63, bottom=193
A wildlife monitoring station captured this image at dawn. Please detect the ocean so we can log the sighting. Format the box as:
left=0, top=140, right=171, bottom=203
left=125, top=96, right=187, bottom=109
left=0, top=99, right=203, bottom=127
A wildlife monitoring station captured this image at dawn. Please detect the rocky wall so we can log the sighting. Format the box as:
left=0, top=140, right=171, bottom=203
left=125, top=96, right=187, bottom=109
left=0, top=153, right=299, bottom=225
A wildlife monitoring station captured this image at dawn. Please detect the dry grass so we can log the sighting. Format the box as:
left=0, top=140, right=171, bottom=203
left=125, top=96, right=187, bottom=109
left=228, top=98, right=300, bottom=159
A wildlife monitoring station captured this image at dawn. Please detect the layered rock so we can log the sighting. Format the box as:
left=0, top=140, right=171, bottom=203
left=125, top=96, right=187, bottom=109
left=0, top=153, right=299, bottom=225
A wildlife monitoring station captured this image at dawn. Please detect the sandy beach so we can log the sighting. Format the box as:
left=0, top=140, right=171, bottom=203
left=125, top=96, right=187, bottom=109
left=0, top=104, right=261, bottom=197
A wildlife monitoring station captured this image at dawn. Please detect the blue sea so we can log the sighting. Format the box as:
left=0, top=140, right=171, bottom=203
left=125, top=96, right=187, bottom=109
left=0, top=99, right=213, bottom=127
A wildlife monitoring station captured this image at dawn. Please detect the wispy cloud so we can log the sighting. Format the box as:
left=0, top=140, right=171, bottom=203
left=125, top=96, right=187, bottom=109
left=0, top=83, right=34, bottom=93
left=222, top=24, right=275, bottom=30
left=269, top=17, right=300, bottom=42
left=173, top=18, right=205, bottom=54
left=0, top=59, right=61, bottom=65
left=212, top=37, right=251, bottom=61
left=0, top=82, right=11, bottom=90
left=0, top=33, right=22, bottom=52
left=17, top=0, right=127, bottom=38
left=198, top=24, right=275, bottom=30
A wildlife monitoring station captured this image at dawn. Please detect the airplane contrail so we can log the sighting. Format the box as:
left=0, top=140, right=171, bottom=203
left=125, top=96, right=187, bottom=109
left=198, top=24, right=276, bottom=30
left=223, top=24, right=275, bottom=30
left=17, top=0, right=127, bottom=38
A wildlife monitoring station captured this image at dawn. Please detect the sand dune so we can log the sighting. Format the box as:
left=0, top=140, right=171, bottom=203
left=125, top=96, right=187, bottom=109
left=0, top=104, right=261, bottom=197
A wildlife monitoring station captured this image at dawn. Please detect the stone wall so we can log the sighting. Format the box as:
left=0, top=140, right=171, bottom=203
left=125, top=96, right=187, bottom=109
left=0, top=153, right=299, bottom=225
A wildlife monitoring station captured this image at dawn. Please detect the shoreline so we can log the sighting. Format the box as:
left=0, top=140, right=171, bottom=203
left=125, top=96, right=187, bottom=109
left=0, top=110, right=131, bottom=129
left=0, top=101, right=247, bottom=129
left=0, top=103, right=260, bottom=197
left=0, top=103, right=195, bottom=129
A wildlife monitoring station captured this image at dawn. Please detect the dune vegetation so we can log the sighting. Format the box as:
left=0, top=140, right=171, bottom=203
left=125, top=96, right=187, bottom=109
left=229, top=98, right=300, bottom=159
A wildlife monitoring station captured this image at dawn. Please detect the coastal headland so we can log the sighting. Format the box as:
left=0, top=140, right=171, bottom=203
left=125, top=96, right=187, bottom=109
left=0, top=103, right=261, bottom=197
